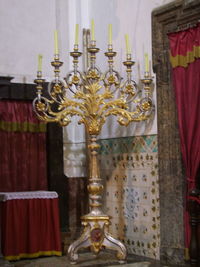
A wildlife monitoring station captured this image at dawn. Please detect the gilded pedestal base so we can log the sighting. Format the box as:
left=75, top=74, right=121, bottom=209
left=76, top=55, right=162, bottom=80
left=68, top=214, right=127, bottom=264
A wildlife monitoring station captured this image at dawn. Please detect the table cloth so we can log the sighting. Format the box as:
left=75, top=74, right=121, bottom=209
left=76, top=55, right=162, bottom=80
left=0, top=191, right=62, bottom=260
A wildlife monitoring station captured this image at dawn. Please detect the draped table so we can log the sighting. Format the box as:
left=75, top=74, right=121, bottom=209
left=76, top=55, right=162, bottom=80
left=0, top=191, right=62, bottom=260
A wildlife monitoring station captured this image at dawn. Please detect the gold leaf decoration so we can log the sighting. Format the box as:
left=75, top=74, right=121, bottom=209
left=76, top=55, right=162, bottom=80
left=36, top=101, right=46, bottom=111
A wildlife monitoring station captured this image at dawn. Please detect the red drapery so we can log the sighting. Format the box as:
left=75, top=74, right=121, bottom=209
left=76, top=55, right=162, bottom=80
left=0, top=100, right=48, bottom=191
left=168, top=23, right=200, bottom=249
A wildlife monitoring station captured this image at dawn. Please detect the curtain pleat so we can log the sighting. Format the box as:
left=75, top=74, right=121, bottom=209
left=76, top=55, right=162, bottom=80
left=168, top=23, right=200, bottom=250
left=1, top=198, right=61, bottom=259
left=0, top=100, right=48, bottom=191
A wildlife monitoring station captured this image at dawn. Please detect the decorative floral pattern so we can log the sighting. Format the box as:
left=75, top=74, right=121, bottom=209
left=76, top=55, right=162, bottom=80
left=98, top=135, right=160, bottom=259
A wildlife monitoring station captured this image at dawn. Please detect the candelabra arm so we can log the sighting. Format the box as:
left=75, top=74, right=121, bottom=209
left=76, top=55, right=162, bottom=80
left=34, top=71, right=45, bottom=100
left=104, top=45, right=122, bottom=91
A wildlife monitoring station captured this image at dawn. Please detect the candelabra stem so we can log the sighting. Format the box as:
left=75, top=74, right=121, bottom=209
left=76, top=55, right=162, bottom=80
left=67, top=134, right=127, bottom=264
left=88, top=136, right=103, bottom=213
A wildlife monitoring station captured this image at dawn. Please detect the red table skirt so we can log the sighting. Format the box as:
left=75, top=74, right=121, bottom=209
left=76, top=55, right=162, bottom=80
left=0, top=194, right=62, bottom=260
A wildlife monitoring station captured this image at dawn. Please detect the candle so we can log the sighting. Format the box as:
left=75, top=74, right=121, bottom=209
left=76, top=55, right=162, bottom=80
left=91, top=19, right=95, bottom=41
left=54, top=30, right=59, bottom=55
left=75, top=24, right=79, bottom=45
left=38, top=54, right=43, bottom=72
left=125, top=34, right=131, bottom=54
left=144, top=53, right=149, bottom=72
left=108, top=24, right=112, bottom=45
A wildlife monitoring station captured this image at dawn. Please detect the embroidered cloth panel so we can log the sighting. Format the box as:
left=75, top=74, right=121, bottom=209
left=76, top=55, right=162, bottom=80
left=0, top=191, right=58, bottom=201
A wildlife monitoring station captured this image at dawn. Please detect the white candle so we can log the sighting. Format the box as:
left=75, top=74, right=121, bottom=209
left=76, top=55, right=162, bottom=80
left=75, top=24, right=79, bottom=45
left=108, top=24, right=112, bottom=45
left=91, top=19, right=95, bottom=41
left=125, top=34, right=131, bottom=54
left=144, top=53, right=149, bottom=72
left=38, top=54, right=43, bottom=72
left=54, top=30, right=59, bottom=54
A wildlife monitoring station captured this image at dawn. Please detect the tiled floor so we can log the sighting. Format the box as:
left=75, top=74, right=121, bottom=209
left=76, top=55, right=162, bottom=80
left=0, top=252, right=190, bottom=267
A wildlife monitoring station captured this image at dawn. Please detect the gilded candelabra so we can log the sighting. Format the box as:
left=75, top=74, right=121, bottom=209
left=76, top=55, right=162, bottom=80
left=33, top=37, right=154, bottom=264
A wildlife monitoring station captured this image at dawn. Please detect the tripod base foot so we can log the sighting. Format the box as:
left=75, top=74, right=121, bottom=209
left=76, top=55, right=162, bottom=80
left=67, top=215, right=127, bottom=264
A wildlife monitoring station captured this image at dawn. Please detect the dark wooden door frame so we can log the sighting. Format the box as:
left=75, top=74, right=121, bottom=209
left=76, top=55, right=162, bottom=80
left=152, top=0, right=200, bottom=265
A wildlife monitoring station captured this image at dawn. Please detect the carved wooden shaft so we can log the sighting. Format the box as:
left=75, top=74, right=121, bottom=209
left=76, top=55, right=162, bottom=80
left=198, top=210, right=200, bottom=265
left=188, top=198, right=199, bottom=267
left=87, top=136, right=104, bottom=213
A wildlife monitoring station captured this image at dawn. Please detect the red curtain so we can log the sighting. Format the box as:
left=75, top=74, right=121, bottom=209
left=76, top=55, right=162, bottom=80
left=0, top=100, right=48, bottom=191
left=168, top=23, right=200, bottom=249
